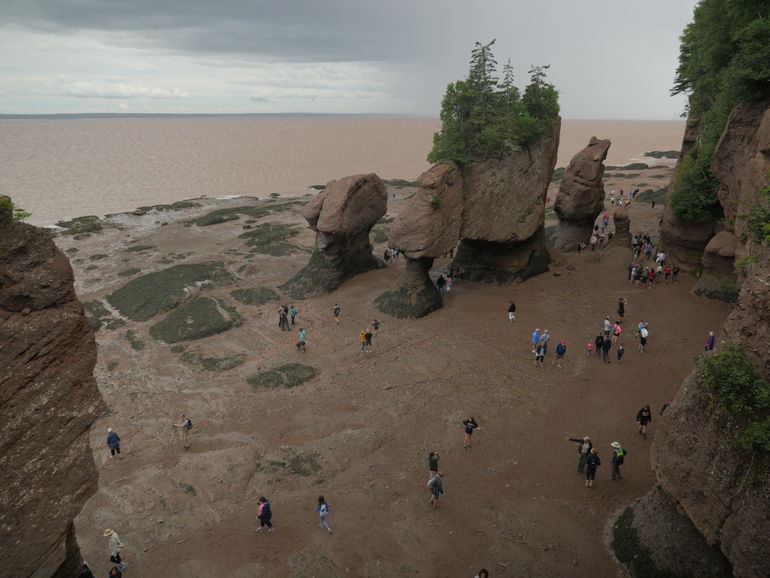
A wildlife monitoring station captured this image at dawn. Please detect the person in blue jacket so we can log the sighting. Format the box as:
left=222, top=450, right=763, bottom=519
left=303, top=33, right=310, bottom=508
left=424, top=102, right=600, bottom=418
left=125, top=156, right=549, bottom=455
left=107, top=428, right=121, bottom=458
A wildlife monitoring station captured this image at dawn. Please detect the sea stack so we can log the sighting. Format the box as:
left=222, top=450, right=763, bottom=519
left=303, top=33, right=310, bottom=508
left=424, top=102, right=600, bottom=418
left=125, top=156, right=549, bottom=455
left=280, top=173, right=387, bottom=299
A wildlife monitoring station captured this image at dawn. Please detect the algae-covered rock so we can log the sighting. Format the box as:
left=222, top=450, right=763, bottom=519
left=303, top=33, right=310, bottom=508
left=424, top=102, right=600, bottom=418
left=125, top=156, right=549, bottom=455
left=230, top=287, right=280, bottom=306
left=238, top=222, right=301, bottom=255
left=107, top=262, right=233, bottom=321
left=149, top=297, right=241, bottom=343
left=181, top=351, right=246, bottom=371
left=246, top=363, right=317, bottom=388
left=289, top=548, right=343, bottom=578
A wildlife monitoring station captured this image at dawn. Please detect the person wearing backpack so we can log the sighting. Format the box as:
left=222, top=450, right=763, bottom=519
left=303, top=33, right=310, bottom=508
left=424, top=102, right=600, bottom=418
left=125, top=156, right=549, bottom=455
left=610, top=442, right=627, bottom=480
left=636, top=405, right=652, bottom=439
left=427, top=472, right=444, bottom=509
left=255, top=497, right=273, bottom=533
left=174, top=414, right=192, bottom=449
left=316, top=496, right=332, bottom=533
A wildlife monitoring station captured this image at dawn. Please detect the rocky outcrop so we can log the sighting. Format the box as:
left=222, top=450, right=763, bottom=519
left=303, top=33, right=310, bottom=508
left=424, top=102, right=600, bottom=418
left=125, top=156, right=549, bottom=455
left=553, top=137, right=610, bottom=251
left=452, top=119, right=560, bottom=281
left=0, top=199, right=103, bottom=577
left=280, top=174, right=387, bottom=298
left=693, top=230, right=740, bottom=302
left=614, top=101, right=770, bottom=577
left=375, top=163, right=462, bottom=318
left=376, top=121, right=560, bottom=317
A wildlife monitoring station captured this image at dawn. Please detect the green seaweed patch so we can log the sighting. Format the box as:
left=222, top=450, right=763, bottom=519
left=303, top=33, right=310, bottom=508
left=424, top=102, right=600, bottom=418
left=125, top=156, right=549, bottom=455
left=105, top=319, right=126, bottom=330
left=181, top=351, right=246, bottom=371
left=263, top=446, right=321, bottom=477
left=57, top=216, right=105, bottom=237
left=371, top=225, right=390, bottom=244
left=634, top=187, right=667, bottom=205
left=230, top=287, right=279, bottom=306
left=384, top=178, right=420, bottom=188
left=89, top=253, right=109, bottom=261
left=135, top=200, right=202, bottom=212
left=65, top=248, right=79, bottom=255
left=551, top=167, right=566, bottom=182
left=83, top=299, right=110, bottom=331
left=123, top=245, right=155, bottom=253
left=107, top=261, right=233, bottom=322
left=238, top=222, right=300, bottom=255
left=149, top=296, right=241, bottom=343
left=247, top=363, right=317, bottom=389
left=605, top=163, right=649, bottom=170
left=187, top=201, right=305, bottom=227
left=84, top=265, right=98, bottom=271
left=308, top=184, right=326, bottom=190
left=643, top=150, right=679, bottom=159
left=118, top=267, right=142, bottom=277
left=125, top=329, right=146, bottom=350
left=608, top=173, right=641, bottom=179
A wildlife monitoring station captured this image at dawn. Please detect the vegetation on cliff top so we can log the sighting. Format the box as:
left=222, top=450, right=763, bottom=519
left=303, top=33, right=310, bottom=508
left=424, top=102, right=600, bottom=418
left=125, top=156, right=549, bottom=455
left=669, top=0, right=770, bottom=222
left=427, top=40, right=559, bottom=165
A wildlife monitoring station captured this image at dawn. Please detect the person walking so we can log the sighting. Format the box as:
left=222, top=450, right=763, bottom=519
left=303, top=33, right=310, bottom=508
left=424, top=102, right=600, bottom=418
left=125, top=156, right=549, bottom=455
left=427, top=472, right=444, bottom=509
left=610, top=442, right=626, bottom=480
left=595, top=334, right=605, bottom=361
left=296, top=327, right=307, bottom=352
left=617, top=297, right=628, bottom=319
left=601, top=336, right=612, bottom=363
left=289, top=305, right=298, bottom=325
left=103, top=529, right=127, bottom=569
left=359, top=329, right=367, bottom=352
left=611, top=322, right=622, bottom=347
left=333, top=304, right=341, bottom=324
left=638, top=326, right=649, bottom=353
left=278, top=306, right=290, bottom=331
left=428, top=449, right=440, bottom=480
left=603, top=316, right=611, bottom=338
left=553, top=340, right=567, bottom=368
left=617, top=344, right=625, bottom=363
left=585, top=448, right=601, bottom=488
left=507, top=301, right=516, bottom=323
left=364, top=328, right=373, bottom=352
left=316, top=496, right=332, bottom=533
left=704, top=331, right=715, bottom=351
left=462, top=417, right=478, bottom=449
left=534, top=341, right=545, bottom=367
left=565, top=436, right=592, bottom=472
left=372, top=319, right=381, bottom=335
left=636, top=405, right=652, bottom=439
left=107, top=428, right=121, bottom=458
left=531, top=328, right=541, bottom=353
left=255, top=497, right=274, bottom=533
left=174, top=414, right=192, bottom=449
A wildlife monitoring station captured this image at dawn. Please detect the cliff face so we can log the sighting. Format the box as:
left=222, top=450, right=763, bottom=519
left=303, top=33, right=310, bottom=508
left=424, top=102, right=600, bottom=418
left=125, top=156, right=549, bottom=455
left=0, top=206, right=103, bottom=576
left=615, top=103, right=770, bottom=577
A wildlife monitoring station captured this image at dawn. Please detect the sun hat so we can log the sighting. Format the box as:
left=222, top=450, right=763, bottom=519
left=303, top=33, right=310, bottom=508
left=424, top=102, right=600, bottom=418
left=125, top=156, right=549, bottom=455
left=103, top=529, right=114, bottom=536
left=611, top=442, right=621, bottom=449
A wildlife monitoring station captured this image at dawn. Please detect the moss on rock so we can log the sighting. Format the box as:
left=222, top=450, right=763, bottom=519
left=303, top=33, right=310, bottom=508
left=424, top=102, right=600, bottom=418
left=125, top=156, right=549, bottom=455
left=149, top=297, right=241, bottom=343
left=230, top=287, right=280, bottom=306
left=238, top=222, right=300, bottom=255
left=106, top=261, right=233, bottom=321
left=247, top=363, right=317, bottom=389
left=181, top=351, right=246, bottom=371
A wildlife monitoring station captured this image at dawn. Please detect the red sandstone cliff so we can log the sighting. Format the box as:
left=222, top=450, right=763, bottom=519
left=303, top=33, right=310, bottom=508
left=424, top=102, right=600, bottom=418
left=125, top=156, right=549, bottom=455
left=0, top=201, right=103, bottom=576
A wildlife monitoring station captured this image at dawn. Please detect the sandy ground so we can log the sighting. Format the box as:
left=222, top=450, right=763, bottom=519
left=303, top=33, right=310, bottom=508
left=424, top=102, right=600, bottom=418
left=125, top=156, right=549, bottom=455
left=59, top=175, right=730, bottom=577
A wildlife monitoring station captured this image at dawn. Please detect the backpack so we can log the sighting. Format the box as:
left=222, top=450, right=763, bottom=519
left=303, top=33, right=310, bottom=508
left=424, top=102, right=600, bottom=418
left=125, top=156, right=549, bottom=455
left=616, top=448, right=627, bottom=464
left=186, top=418, right=193, bottom=430
left=319, top=503, right=329, bottom=514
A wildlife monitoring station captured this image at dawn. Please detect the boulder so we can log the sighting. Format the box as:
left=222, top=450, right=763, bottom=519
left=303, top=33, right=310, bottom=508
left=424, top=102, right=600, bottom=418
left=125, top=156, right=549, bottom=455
left=0, top=215, right=103, bottom=576
left=374, top=257, right=443, bottom=319
left=280, top=174, right=387, bottom=298
left=553, top=137, right=611, bottom=251
left=693, top=231, right=740, bottom=302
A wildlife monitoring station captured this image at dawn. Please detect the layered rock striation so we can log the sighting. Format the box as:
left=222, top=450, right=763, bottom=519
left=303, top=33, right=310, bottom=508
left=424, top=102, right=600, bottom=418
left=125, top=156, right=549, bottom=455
left=0, top=200, right=103, bottom=576
left=553, top=137, right=610, bottom=251
left=280, top=174, right=386, bottom=299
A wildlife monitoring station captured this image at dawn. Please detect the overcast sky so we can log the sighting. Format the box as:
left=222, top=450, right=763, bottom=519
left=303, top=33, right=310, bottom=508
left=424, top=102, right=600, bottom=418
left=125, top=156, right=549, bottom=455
left=0, top=0, right=698, bottom=119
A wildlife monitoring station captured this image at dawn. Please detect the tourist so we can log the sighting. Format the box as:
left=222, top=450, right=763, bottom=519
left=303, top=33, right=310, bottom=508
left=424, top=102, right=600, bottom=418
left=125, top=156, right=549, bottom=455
left=79, top=562, right=95, bottom=578
left=255, top=497, right=274, bottom=533
left=672, top=264, right=680, bottom=283
left=617, top=344, right=625, bottom=363
left=427, top=472, right=444, bottom=509
left=638, top=325, right=649, bottom=353
left=507, top=301, right=516, bottom=323
left=333, top=303, right=341, bottom=324
left=174, top=414, right=192, bottom=449
left=611, top=322, right=622, bottom=347
left=553, top=340, right=567, bottom=368
left=278, top=306, right=290, bottom=331
left=610, top=442, right=626, bottom=480
left=704, top=331, right=715, bottom=351
left=107, top=427, right=121, bottom=458
left=316, top=496, right=332, bottom=533
left=594, top=334, right=605, bottom=361
left=663, top=264, right=672, bottom=283
left=603, top=316, right=611, bottom=338
left=103, top=529, right=127, bottom=569
left=565, top=435, right=592, bottom=473
left=586, top=342, right=594, bottom=356
left=428, top=449, right=440, bottom=479
left=585, top=448, right=601, bottom=488
left=617, top=297, right=627, bottom=319
left=289, top=305, right=298, bottom=325
left=436, top=274, right=446, bottom=293
left=372, top=319, right=381, bottom=335
left=297, top=327, right=307, bottom=352
left=660, top=398, right=673, bottom=415
left=534, top=341, right=546, bottom=367
left=108, top=567, right=123, bottom=578
left=364, top=327, right=373, bottom=352
left=475, top=569, right=490, bottom=578
left=538, top=329, right=551, bottom=355
left=601, top=336, right=612, bottom=363
left=445, top=274, right=453, bottom=292
left=636, top=405, right=652, bottom=439
left=531, top=328, right=541, bottom=352
left=462, top=416, right=478, bottom=448
left=383, top=249, right=391, bottom=265
left=360, top=329, right=367, bottom=352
